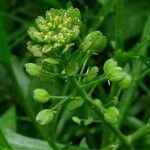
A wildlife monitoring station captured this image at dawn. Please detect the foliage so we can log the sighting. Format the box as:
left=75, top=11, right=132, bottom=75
left=0, top=0, right=150, bottom=149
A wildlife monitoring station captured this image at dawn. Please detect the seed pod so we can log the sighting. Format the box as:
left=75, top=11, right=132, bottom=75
left=65, top=63, right=78, bottom=76
left=104, top=106, right=119, bottom=124
left=103, top=58, right=132, bottom=88
left=72, top=116, right=81, bottom=125
left=80, top=31, right=107, bottom=53
left=103, top=59, right=118, bottom=74
left=36, top=109, right=54, bottom=125
left=24, top=63, right=41, bottom=76
left=33, top=89, right=50, bottom=103
left=93, top=99, right=103, bottom=108
left=84, top=117, right=93, bottom=125
left=119, top=74, right=132, bottom=89
left=67, top=97, right=84, bottom=110
left=84, top=66, right=99, bottom=82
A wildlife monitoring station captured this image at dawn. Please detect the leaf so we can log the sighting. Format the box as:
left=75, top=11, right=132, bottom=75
left=0, top=106, right=16, bottom=131
left=3, top=129, right=90, bottom=150
left=79, top=138, right=89, bottom=148
left=103, top=1, right=150, bottom=40
left=3, top=129, right=53, bottom=150
left=116, top=50, right=150, bottom=68
left=67, top=98, right=84, bottom=110
left=0, top=130, right=13, bottom=150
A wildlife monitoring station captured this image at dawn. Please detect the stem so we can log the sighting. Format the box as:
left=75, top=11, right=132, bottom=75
left=82, top=75, right=107, bottom=89
left=78, top=56, right=89, bottom=82
left=127, top=122, right=150, bottom=143
left=49, top=96, right=68, bottom=99
left=52, top=96, right=79, bottom=110
left=72, top=78, right=128, bottom=144
left=115, top=0, right=124, bottom=50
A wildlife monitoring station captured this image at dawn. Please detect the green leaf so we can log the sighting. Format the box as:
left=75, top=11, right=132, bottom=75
left=116, top=50, right=150, bottom=68
left=67, top=98, right=84, bottom=110
left=3, top=129, right=53, bottom=150
left=104, top=1, right=150, bottom=41
left=79, top=138, right=89, bottom=148
left=0, top=107, right=16, bottom=131
left=3, top=129, right=90, bottom=150
left=0, top=130, right=13, bottom=150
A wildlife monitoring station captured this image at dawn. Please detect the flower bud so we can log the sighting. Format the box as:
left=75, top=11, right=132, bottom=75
left=24, top=63, right=41, bottom=76
left=36, top=109, right=54, bottom=125
left=27, top=42, right=43, bottom=57
left=104, top=106, right=119, bottom=124
left=36, top=16, right=48, bottom=32
left=80, top=31, right=107, bottom=52
left=28, top=27, right=43, bottom=42
left=33, top=89, right=50, bottom=103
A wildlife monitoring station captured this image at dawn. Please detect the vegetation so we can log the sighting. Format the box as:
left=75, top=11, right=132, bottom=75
left=0, top=0, right=150, bottom=149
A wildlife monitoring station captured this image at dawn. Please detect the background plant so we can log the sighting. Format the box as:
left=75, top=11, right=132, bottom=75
left=0, top=0, right=150, bottom=150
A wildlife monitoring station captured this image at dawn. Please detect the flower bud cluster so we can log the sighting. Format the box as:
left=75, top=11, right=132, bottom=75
left=27, top=7, right=81, bottom=56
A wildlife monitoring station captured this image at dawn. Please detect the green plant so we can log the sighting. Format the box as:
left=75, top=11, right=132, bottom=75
left=24, top=6, right=150, bottom=149
left=0, top=0, right=150, bottom=149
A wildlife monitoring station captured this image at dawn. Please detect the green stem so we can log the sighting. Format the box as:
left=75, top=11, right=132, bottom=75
left=82, top=75, right=107, bottom=89
left=115, top=0, right=124, bottom=50
left=72, top=78, right=128, bottom=144
left=127, top=122, right=150, bottom=143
